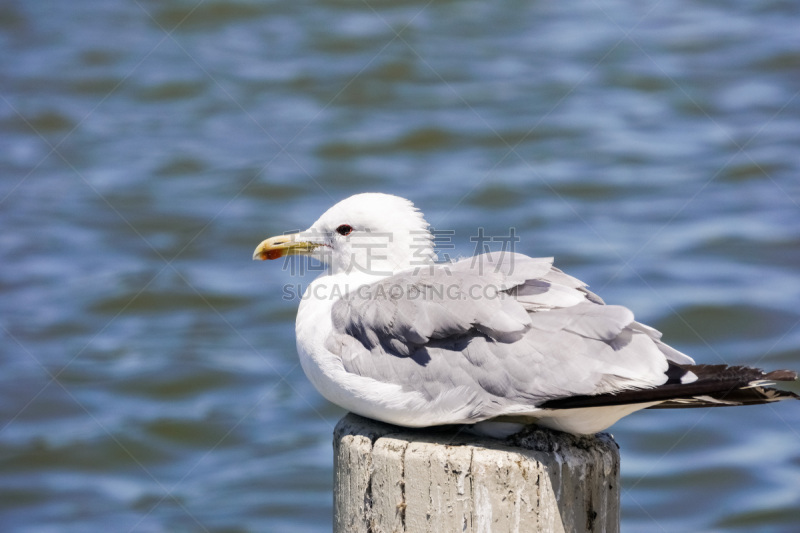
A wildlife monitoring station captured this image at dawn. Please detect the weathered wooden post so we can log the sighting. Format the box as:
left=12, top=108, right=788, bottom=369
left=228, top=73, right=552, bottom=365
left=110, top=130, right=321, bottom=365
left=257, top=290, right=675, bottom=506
left=334, top=413, right=620, bottom=533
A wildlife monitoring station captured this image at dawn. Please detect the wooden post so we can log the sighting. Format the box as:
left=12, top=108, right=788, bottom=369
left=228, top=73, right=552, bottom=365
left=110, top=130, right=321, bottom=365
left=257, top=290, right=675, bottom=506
left=334, top=413, right=620, bottom=533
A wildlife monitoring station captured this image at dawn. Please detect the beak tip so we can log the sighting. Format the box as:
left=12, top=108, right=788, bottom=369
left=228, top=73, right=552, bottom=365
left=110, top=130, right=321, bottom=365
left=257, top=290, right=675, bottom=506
left=252, top=245, right=284, bottom=261
left=253, top=234, right=309, bottom=262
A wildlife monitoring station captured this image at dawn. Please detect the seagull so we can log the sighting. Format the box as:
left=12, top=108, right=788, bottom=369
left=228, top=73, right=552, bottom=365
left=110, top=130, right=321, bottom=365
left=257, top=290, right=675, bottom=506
left=253, top=193, right=798, bottom=436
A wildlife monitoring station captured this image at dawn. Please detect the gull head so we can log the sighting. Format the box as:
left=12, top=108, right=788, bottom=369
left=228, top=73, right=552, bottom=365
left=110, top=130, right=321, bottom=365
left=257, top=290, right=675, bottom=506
left=253, top=193, right=436, bottom=277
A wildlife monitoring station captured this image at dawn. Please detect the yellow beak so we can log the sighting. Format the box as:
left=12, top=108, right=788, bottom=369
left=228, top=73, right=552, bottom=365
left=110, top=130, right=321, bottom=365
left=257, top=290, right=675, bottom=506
left=252, top=234, right=319, bottom=261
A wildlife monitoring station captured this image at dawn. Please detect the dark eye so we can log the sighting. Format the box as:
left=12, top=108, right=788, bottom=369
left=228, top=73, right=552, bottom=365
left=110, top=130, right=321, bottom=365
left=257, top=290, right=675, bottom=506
left=336, top=224, right=353, bottom=236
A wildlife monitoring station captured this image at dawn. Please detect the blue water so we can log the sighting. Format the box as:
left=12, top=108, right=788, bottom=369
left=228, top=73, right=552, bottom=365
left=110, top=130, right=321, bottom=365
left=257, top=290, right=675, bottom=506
left=1, top=0, right=799, bottom=531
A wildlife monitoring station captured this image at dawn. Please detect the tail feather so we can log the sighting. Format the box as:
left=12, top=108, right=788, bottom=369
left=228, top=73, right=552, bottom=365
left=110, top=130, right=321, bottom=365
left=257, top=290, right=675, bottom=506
left=540, top=364, right=799, bottom=410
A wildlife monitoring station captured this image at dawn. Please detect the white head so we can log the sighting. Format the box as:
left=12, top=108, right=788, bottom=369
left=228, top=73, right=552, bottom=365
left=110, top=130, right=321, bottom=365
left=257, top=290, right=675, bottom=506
left=253, top=193, right=436, bottom=277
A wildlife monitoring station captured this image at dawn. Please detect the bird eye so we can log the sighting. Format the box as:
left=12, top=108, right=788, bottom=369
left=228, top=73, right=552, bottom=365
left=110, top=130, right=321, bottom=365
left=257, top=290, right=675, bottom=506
left=336, top=224, right=353, bottom=236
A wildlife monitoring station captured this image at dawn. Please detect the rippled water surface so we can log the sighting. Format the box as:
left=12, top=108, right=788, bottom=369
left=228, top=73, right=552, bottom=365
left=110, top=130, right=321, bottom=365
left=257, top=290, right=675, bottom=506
left=2, top=1, right=799, bottom=531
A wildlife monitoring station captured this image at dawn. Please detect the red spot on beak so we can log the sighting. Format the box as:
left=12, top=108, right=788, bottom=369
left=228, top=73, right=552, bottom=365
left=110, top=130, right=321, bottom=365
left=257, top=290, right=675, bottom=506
left=265, top=249, right=284, bottom=260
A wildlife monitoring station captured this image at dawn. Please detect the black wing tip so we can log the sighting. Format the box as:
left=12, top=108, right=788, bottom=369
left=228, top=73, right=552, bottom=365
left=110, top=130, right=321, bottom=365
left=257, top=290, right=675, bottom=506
left=672, top=364, right=798, bottom=384
left=540, top=364, right=799, bottom=411
left=650, top=386, right=799, bottom=409
left=763, top=369, right=798, bottom=382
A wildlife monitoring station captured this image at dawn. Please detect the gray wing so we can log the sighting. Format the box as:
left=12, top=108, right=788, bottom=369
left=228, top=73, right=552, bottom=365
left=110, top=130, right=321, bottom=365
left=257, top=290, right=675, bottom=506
left=327, top=252, right=692, bottom=420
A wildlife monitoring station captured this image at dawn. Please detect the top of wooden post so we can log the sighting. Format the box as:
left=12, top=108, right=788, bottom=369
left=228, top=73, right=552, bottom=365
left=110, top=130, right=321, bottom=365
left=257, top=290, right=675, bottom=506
left=334, top=413, right=620, bottom=533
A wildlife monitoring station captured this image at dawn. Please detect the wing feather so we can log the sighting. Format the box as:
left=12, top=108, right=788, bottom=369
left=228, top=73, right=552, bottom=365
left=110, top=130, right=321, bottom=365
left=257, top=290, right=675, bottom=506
left=327, top=252, right=682, bottom=422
